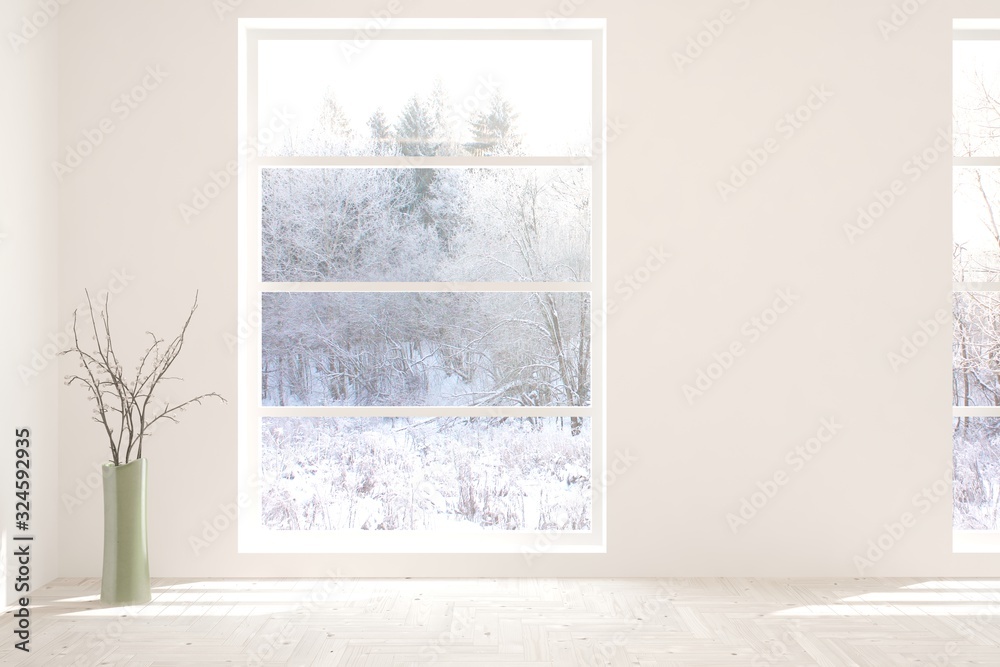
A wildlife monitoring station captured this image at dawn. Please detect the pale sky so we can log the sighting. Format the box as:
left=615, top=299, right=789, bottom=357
left=954, top=169, right=996, bottom=250
left=258, top=39, right=593, bottom=155
left=953, top=41, right=1000, bottom=250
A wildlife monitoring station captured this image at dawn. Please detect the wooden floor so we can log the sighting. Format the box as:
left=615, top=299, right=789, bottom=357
left=1, top=578, right=1000, bottom=665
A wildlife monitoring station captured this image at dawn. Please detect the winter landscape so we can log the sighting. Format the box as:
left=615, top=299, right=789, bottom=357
left=255, top=39, right=596, bottom=532
left=262, top=166, right=591, bottom=284
left=261, top=291, right=591, bottom=410
left=952, top=42, right=1000, bottom=529
left=261, top=417, right=592, bottom=531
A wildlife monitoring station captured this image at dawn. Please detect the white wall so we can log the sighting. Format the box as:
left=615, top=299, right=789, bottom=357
left=54, top=0, right=1000, bottom=577
left=1, top=1, right=60, bottom=603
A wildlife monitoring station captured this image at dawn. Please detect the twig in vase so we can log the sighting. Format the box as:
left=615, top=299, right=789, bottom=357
left=61, top=290, right=226, bottom=466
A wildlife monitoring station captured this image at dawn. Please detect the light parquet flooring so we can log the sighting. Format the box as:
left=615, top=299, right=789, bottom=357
left=2, top=577, right=1000, bottom=665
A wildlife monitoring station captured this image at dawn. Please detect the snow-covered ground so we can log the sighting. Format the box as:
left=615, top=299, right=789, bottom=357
left=261, top=417, right=591, bottom=531
left=954, top=418, right=1000, bottom=530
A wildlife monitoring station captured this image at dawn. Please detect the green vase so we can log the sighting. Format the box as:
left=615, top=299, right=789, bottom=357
left=101, top=458, right=151, bottom=606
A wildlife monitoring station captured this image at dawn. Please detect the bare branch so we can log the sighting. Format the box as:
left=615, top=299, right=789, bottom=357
left=61, top=290, right=225, bottom=465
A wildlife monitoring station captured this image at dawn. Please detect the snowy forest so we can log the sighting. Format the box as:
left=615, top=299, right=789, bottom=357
left=262, top=166, right=591, bottom=283
left=257, top=72, right=594, bottom=531
left=259, top=77, right=592, bottom=285
left=262, top=291, right=591, bottom=411
left=953, top=45, right=1000, bottom=529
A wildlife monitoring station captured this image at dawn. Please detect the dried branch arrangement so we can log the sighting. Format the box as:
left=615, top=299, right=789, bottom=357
left=62, top=291, right=226, bottom=465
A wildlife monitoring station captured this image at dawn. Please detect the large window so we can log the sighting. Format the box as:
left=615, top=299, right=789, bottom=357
left=953, top=20, right=1000, bottom=550
left=238, top=19, right=606, bottom=552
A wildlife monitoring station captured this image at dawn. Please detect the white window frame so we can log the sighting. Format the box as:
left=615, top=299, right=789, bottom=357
left=237, top=18, right=607, bottom=553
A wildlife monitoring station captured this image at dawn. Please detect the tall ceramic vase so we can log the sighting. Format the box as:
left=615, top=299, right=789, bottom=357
left=100, top=458, right=151, bottom=606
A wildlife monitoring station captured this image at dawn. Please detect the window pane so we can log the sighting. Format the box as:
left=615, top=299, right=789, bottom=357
left=257, top=39, right=593, bottom=156
left=955, top=41, right=1000, bottom=157
left=262, top=292, right=591, bottom=407
left=955, top=417, right=1000, bottom=530
left=262, top=167, right=591, bottom=282
left=261, top=417, right=591, bottom=531
left=953, top=291, right=1000, bottom=406
left=954, top=168, right=1000, bottom=282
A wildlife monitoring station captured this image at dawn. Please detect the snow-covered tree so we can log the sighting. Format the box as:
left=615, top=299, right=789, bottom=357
left=396, top=94, right=440, bottom=158
left=468, top=91, right=522, bottom=156
left=368, top=107, right=391, bottom=141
